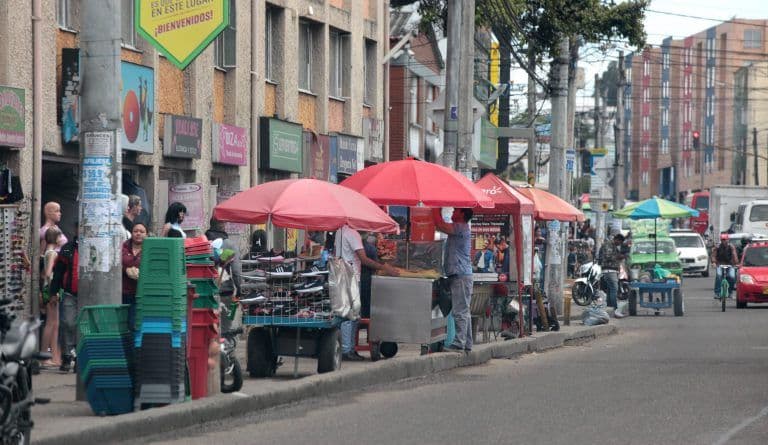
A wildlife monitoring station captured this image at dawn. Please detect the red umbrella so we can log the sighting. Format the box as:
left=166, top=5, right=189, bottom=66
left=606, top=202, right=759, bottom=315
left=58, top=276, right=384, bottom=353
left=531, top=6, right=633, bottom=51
left=340, top=159, right=494, bottom=208
left=213, top=178, right=399, bottom=233
left=513, top=186, right=585, bottom=222
left=474, top=173, right=534, bottom=215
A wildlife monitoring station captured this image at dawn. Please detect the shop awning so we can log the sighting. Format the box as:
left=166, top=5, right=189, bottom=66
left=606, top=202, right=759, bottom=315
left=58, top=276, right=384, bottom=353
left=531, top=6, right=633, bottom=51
left=474, top=173, right=534, bottom=215
left=513, top=186, right=585, bottom=222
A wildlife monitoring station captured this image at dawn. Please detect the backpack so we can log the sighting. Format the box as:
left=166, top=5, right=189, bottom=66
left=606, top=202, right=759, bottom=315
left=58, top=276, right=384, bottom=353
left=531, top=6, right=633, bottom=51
left=50, top=238, right=79, bottom=296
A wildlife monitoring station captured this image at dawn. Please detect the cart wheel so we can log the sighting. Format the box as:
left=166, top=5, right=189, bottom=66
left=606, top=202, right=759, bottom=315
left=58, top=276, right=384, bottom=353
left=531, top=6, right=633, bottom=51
left=673, top=289, right=684, bottom=317
left=317, top=328, right=342, bottom=374
left=380, top=342, right=398, bottom=358
left=628, top=290, right=638, bottom=316
left=370, top=341, right=381, bottom=362
left=247, top=328, right=277, bottom=378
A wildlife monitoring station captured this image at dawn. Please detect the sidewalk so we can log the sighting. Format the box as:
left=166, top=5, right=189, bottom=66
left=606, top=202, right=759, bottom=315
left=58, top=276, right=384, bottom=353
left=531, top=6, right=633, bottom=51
left=32, top=315, right=617, bottom=445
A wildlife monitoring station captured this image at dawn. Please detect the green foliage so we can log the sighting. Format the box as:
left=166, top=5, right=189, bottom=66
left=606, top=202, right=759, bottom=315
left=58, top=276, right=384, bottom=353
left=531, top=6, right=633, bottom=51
left=599, top=61, right=619, bottom=107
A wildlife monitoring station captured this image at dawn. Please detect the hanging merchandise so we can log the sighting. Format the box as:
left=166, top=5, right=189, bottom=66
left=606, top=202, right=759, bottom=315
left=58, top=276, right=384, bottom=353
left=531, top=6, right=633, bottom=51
left=0, top=202, right=31, bottom=312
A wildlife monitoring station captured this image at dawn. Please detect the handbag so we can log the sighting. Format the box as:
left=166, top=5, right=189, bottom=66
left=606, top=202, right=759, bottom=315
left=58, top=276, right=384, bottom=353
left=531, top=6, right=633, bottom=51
left=328, top=257, right=360, bottom=320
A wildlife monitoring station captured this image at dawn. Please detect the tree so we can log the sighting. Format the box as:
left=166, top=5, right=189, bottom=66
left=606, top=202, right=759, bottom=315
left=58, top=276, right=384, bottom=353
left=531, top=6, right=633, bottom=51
left=599, top=61, right=620, bottom=107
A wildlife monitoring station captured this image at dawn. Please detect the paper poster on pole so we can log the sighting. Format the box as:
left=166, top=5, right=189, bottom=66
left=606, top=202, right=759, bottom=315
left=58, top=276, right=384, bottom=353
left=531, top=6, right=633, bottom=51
left=81, top=237, right=111, bottom=273
left=522, top=215, right=533, bottom=285
left=547, top=220, right=562, bottom=265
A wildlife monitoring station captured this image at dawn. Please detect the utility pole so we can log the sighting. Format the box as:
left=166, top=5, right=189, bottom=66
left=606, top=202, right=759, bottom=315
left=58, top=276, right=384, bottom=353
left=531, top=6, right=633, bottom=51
left=566, top=38, right=579, bottom=203
left=526, top=46, right=537, bottom=185
left=614, top=51, right=625, bottom=212
left=79, top=2, right=123, bottom=318
left=594, top=74, right=601, bottom=149
left=754, top=127, right=759, bottom=186
left=544, top=37, right=570, bottom=316
left=496, top=47, right=511, bottom=175
left=441, top=0, right=460, bottom=170
left=456, top=0, right=475, bottom=178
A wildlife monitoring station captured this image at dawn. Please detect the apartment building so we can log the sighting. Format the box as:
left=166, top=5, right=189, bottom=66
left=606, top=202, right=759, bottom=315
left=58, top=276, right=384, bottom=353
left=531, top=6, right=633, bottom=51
left=735, top=61, right=768, bottom=186
left=0, top=0, right=387, bottom=242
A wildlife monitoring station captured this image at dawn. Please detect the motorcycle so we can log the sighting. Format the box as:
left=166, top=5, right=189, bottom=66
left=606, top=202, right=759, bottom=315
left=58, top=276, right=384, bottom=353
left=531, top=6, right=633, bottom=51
left=572, top=261, right=603, bottom=306
left=220, top=326, right=244, bottom=393
left=0, top=298, right=50, bottom=445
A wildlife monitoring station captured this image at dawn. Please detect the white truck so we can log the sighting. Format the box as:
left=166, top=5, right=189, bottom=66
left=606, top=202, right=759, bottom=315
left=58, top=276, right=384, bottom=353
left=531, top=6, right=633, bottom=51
left=709, top=186, right=768, bottom=237
left=733, top=200, right=768, bottom=236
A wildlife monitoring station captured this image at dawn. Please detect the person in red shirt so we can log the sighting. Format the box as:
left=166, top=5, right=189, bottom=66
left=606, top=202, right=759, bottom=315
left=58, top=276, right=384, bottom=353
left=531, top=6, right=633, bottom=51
left=122, top=223, right=147, bottom=329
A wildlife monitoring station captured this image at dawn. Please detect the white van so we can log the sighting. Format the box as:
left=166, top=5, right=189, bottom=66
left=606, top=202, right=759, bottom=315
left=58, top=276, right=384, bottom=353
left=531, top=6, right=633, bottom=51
left=733, top=200, right=768, bottom=236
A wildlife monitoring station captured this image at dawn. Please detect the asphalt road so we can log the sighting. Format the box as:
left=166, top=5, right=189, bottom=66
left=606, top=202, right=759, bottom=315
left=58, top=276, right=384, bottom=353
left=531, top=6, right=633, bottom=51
left=134, top=276, right=768, bottom=445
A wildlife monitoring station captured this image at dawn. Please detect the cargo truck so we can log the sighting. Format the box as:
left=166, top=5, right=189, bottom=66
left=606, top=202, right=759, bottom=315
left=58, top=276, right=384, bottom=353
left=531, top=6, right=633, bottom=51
left=709, top=186, right=768, bottom=237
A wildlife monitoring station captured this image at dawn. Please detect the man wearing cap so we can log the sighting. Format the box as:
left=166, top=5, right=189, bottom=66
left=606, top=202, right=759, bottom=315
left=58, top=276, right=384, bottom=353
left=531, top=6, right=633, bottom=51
left=712, top=234, right=738, bottom=298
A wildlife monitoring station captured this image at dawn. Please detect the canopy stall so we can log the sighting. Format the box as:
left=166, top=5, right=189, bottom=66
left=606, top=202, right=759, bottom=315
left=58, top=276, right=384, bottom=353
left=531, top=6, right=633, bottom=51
left=475, top=173, right=535, bottom=337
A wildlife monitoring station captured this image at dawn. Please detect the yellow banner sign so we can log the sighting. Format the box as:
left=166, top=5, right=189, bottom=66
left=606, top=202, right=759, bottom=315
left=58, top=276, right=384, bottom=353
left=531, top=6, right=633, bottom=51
left=136, top=0, right=228, bottom=69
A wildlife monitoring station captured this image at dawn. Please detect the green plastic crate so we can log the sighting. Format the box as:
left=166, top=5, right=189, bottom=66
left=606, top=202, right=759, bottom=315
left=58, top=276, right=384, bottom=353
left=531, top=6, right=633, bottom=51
left=77, top=305, right=131, bottom=336
left=191, top=295, right=218, bottom=309
left=140, top=238, right=186, bottom=281
left=189, top=279, right=219, bottom=297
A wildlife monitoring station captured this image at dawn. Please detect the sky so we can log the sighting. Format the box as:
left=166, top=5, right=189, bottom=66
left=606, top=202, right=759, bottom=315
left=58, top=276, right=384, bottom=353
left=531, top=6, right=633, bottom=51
left=568, top=0, right=767, bottom=110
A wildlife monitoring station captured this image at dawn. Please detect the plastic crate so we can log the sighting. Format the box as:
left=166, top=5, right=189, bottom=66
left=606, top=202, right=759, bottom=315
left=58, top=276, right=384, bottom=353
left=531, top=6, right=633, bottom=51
left=77, top=305, right=130, bottom=336
left=189, top=279, right=219, bottom=297
left=86, top=386, right=134, bottom=416
left=191, top=295, right=218, bottom=309
left=186, top=264, right=219, bottom=279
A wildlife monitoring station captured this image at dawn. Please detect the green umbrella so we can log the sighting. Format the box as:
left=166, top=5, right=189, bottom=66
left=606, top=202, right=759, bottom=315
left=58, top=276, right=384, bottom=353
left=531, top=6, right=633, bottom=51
left=612, top=197, right=700, bottom=265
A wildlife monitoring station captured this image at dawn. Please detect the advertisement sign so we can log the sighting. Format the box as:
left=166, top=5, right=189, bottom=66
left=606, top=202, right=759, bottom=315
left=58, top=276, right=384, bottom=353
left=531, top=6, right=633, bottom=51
left=478, top=119, right=498, bottom=169
left=259, top=117, right=303, bottom=173
left=169, top=183, right=205, bottom=229
left=163, top=114, right=202, bottom=158
left=0, top=86, right=25, bottom=147
left=304, top=131, right=330, bottom=181
left=470, top=213, right=510, bottom=268
left=362, top=118, right=383, bottom=163
left=335, top=134, right=360, bottom=175
left=409, top=207, right=435, bottom=242
left=121, top=62, right=154, bottom=153
left=213, top=123, right=248, bottom=166
left=61, top=48, right=80, bottom=145
left=135, top=0, right=228, bottom=70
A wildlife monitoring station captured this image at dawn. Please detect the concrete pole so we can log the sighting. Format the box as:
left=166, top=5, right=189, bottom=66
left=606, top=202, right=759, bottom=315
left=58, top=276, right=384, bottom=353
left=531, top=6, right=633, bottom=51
left=566, top=39, right=579, bottom=203
left=614, top=51, right=625, bottom=211
left=31, top=0, right=42, bottom=317
left=527, top=47, right=537, bottom=185
left=456, top=0, right=475, bottom=178
left=441, top=0, right=461, bottom=169
left=754, top=128, right=759, bottom=186
left=78, top=2, right=123, bottom=310
left=594, top=74, right=601, bottom=150
left=496, top=48, right=511, bottom=175
left=544, top=38, right=570, bottom=316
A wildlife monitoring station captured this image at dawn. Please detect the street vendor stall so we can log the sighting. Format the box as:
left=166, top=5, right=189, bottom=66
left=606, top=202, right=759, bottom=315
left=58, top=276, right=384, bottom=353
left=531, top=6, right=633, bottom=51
left=214, top=179, right=399, bottom=377
left=513, top=185, right=584, bottom=331
left=340, top=159, right=493, bottom=356
left=473, top=173, right=535, bottom=339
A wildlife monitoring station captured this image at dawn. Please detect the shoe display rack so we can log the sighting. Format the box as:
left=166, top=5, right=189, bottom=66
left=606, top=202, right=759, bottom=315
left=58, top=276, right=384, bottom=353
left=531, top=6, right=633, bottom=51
left=241, top=256, right=331, bottom=328
left=0, top=204, right=30, bottom=311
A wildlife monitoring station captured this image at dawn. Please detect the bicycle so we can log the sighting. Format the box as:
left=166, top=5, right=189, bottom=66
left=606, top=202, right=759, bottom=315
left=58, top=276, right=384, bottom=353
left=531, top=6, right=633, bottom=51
left=716, top=265, right=735, bottom=312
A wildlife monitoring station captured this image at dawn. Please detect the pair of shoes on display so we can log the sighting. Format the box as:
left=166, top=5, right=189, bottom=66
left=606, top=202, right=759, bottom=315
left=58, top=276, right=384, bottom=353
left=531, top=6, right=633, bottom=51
left=295, top=279, right=324, bottom=293
left=342, top=351, right=365, bottom=362
left=299, top=265, right=328, bottom=277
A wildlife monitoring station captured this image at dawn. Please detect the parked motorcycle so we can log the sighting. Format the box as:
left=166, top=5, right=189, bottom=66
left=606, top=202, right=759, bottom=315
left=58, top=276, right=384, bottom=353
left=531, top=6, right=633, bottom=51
left=220, top=326, right=244, bottom=393
left=572, top=261, right=603, bottom=306
left=0, top=298, right=50, bottom=445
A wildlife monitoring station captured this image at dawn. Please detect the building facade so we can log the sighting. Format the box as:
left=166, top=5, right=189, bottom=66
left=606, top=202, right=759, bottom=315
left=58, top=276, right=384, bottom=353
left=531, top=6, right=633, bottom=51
left=0, top=0, right=387, bottom=249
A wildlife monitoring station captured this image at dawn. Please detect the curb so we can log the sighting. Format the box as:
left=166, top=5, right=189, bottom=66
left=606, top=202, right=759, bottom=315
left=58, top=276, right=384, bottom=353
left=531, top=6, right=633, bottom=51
left=37, top=324, right=617, bottom=445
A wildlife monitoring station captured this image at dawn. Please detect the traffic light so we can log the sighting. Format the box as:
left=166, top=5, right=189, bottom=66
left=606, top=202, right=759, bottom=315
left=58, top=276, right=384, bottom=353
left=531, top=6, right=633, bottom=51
left=692, top=130, right=700, bottom=150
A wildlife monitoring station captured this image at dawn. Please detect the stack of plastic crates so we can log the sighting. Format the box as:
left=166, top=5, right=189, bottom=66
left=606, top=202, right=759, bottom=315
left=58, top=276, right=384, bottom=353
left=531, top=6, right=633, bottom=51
left=76, top=304, right=134, bottom=415
left=134, top=237, right=187, bottom=407
left=184, top=236, right=219, bottom=309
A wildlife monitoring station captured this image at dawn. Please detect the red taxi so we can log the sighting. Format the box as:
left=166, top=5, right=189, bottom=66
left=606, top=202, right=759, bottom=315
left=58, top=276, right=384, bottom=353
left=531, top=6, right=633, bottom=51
left=737, top=241, right=768, bottom=308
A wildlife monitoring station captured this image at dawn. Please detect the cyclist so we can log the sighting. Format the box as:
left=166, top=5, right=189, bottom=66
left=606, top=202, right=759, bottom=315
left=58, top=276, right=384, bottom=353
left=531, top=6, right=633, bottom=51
left=711, top=233, right=738, bottom=299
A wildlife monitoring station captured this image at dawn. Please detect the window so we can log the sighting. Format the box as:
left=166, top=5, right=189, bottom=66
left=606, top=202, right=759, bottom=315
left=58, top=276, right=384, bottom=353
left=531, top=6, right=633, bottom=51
left=121, top=0, right=137, bottom=47
left=409, top=76, right=418, bottom=124
left=329, top=29, right=350, bottom=98
left=299, top=22, right=314, bottom=91
left=214, top=2, right=237, bottom=69
left=265, top=7, right=281, bottom=81
left=57, top=0, right=73, bottom=29
left=363, top=39, right=376, bottom=106
left=744, top=29, right=762, bottom=49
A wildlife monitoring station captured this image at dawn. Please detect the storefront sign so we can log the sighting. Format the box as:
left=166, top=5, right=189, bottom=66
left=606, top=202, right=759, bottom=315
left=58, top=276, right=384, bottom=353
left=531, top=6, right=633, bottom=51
left=362, top=118, right=383, bottom=163
left=335, top=134, right=361, bottom=175
left=121, top=62, right=154, bottom=153
left=304, top=131, right=330, bottom=181
left=0, top=86, right=25, bottom=148
left=213, top=123, right=248, bottom=165
left=260, top=117, right=303, bottom=173
left=135, top=0, right=229, bottom=70
left=169, top=183, right=205, bottom=229
left=61, top=48, right=80, bottom=145
left=163, top=114, right=202, bottom=159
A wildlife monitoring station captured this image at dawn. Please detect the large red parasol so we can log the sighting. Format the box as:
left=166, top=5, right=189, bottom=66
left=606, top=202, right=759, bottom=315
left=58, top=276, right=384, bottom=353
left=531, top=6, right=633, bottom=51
left=474, top=173, right=534, bottom=215
left=513, top=186, right=585, bottom=222
left=213, top=178, right=399, bottom=233
left=340, top=159, right=494, bottom=208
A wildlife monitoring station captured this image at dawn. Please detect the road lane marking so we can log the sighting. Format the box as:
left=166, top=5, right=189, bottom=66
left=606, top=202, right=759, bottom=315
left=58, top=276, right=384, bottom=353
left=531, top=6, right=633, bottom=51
left=713, top=404, right=768, bottom=445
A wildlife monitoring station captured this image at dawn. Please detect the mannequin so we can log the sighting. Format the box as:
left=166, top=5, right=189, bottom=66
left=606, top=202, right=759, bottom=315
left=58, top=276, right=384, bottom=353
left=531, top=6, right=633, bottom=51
left=39, top=201, right=68, bottom=253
